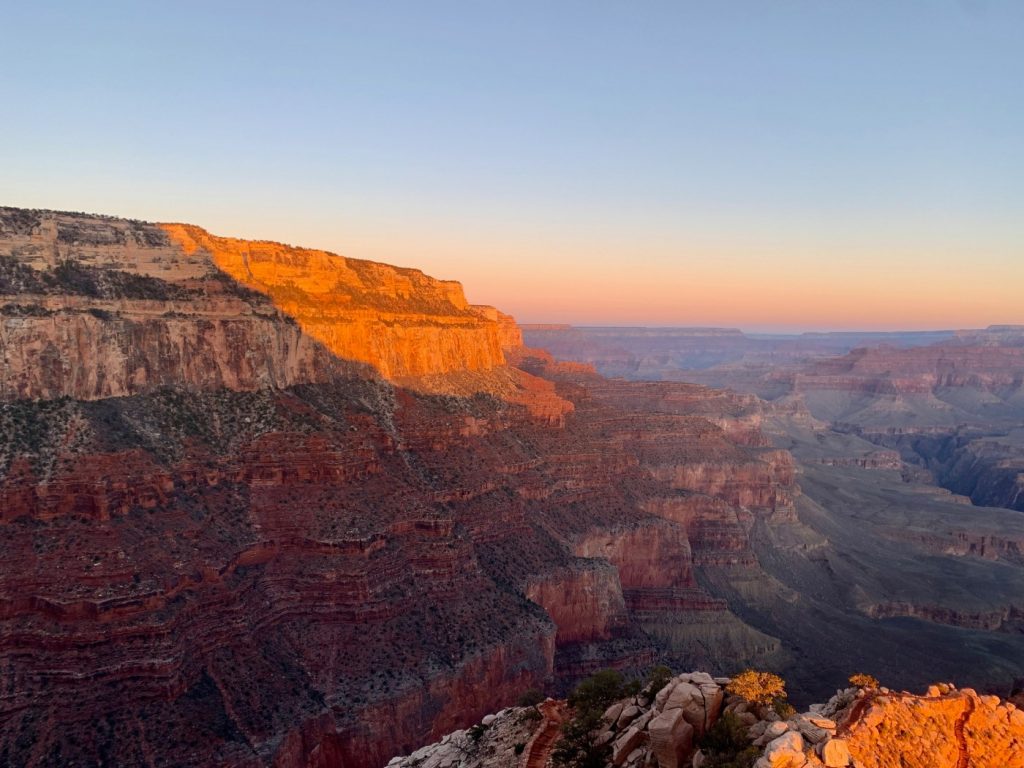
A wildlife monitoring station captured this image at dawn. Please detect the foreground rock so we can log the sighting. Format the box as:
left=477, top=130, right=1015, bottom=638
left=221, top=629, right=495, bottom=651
left=746, top=682, right=1024, bottom=768
left=391, top=676, right=1024, bottom=768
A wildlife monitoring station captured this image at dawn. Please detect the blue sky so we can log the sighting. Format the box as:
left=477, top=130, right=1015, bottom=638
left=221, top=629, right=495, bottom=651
left=2, top=1, right=1021, bottom=330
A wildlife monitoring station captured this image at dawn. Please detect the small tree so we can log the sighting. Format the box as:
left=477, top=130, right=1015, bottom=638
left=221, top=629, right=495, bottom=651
left=552, top=709, right=609, bottom=768
left=699, top=710, right=760, bottom=768
left=726, top=670, right=787, bottom=708
left=643, top=665, right=673, bottom=698
left=554, top=669, right=636, bottom=768
left=848, top=673, right=880, bottom=690
left=518, top=687, right=545, bottom=721
left=518, top=688, right=545, bottom=708
left=568, top=669, right=630, bottom=713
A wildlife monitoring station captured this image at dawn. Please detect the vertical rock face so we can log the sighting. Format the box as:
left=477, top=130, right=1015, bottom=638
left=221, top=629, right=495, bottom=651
left=526, top=562, right=630, bottom=644
left=161, top=223, right=510, bottom=380
left=3, top=208, right=1024, bottom=768
left=0, top=208, right=514, bottom=400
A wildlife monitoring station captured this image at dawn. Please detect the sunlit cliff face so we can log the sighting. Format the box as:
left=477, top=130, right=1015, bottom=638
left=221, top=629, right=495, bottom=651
left=159, top=223, right=511, bottom=380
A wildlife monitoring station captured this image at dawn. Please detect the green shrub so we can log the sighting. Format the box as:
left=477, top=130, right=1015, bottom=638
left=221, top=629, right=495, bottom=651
left=552, top=709, right=608, bottom=768
left=518, top=688, right=545, bottom=708
left=699, top=711, right=758, bottom=768
left=643, top=665, right=673, bottom=698
left=772, top=700, right=796, bottom=718
left=568, top=669, right=629, bottom=713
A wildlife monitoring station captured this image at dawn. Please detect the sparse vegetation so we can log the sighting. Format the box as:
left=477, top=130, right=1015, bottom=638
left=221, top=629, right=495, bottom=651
left=518, top=688, right=545, bottom=708
left=849, top=673, right=880, bottom=689
left=643, top=665, right=673, bottom=698
left=698, top=711, right=759, bottom=768
left=553, top=669, right=642, bottom=768
left=567, top=669, right=638, bottom=713
left=726, top=669, right=787, bottom=708
left=552, top=708, right=607, bottom=768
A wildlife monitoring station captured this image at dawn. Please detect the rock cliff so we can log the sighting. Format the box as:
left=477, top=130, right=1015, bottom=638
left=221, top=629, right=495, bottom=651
left=389, top=673, right=1024, bottom=768
left=0, top=208, right=514, bottom=399
left=2, top=208, right=1023, bottom=767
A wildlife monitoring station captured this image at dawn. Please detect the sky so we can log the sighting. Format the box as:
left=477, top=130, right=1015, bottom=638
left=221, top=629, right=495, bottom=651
left=1, top=1, right=1021, bottom=332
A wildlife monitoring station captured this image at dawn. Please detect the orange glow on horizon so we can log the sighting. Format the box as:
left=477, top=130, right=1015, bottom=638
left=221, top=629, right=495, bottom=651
left=310, top=228, right=1022, bottom=333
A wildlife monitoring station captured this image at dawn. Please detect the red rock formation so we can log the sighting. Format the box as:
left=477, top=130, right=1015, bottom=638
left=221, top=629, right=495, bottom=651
left=0, top=210, right=523, bottom=400
left=16, top=207, right=1015, bottom=768
left=841, top=686, right=1024, bottom=768
left=162, top=223, right=511, bottom=380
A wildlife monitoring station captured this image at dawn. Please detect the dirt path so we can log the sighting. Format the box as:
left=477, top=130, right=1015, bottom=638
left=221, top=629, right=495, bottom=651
left=836, top=691, right=877, bottom=735
left=953, top=695, right=976, bottom=768
left=521, top=701, right=567, bottom=768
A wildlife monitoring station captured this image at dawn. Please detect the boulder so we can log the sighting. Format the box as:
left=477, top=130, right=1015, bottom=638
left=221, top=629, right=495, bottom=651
left=737, top=711, right=758, bottom=726
left=481, top=714, right=496, bottom=726
left=612, top=726, right=645, bottom=766
left=790, top=716, right=831, bottom=745
left=754, top=721, right=791, bottom=747
left=633, top=710, right=655, bottom=731
left=619, top=705, right=642, bottom=728
left=700, top=684, right=725, bottom=724
left=766, top=721, right=790, bottom=738
left=648, top=707, right=695, bottom=768
left=605, top=701, right=627, bottom=724
left=664, top=683, right=702, bottom=712
left=656, top=681, right=679, bottom=711
left=819, top=738, right=850, bottom=767
left=757, top=731, right=808, bottom=768
left=747, top=720, right=769, bottom=740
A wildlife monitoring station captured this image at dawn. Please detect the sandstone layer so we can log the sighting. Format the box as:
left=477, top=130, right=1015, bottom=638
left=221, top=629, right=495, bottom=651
left=2, top=209, right=1024, bottom=767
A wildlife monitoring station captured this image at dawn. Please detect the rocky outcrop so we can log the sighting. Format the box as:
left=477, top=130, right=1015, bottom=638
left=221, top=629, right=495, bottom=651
left=838, top=683, right=1024, bottom=768
left=0, top=208, right=517, bottom=399
left=392, top=675, right=1024, bottom=768
left=162, top=223, right=512, bottom=380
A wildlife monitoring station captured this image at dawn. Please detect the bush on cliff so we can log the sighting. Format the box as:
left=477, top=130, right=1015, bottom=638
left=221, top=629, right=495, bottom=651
left=552, top=708, right=608, bottom=768
left=849, top=672, right=880, bottom=689
left=567, top=669, right=638, bottom=713
left=725, top=669, right=787, bottom=708
left=517, top=688, right=545, bottom=708
left=643, top=665, right=673, bottom=698
left=554, top=669, right=640, bottom=768
left=698, top=711, right=759, bottom=768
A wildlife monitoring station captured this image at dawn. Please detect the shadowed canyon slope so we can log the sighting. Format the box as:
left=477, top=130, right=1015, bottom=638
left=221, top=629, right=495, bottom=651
left=524, top=324, right=1024, bottom=513
left=1, top=209, right=1024, bottom=767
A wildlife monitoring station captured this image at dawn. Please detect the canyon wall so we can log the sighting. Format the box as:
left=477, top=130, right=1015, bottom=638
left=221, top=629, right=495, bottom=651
left=2, top=209, right=1024, bottom=767
left=0, top=208, right=513, bottom=401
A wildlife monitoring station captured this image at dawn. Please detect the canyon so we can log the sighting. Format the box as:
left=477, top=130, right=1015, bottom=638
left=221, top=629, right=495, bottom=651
left=1, top=208, right=1024, bottom=767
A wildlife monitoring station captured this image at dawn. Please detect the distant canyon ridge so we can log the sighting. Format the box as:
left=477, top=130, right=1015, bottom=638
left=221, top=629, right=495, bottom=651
left=1, top=207, right=1023, bottom=767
